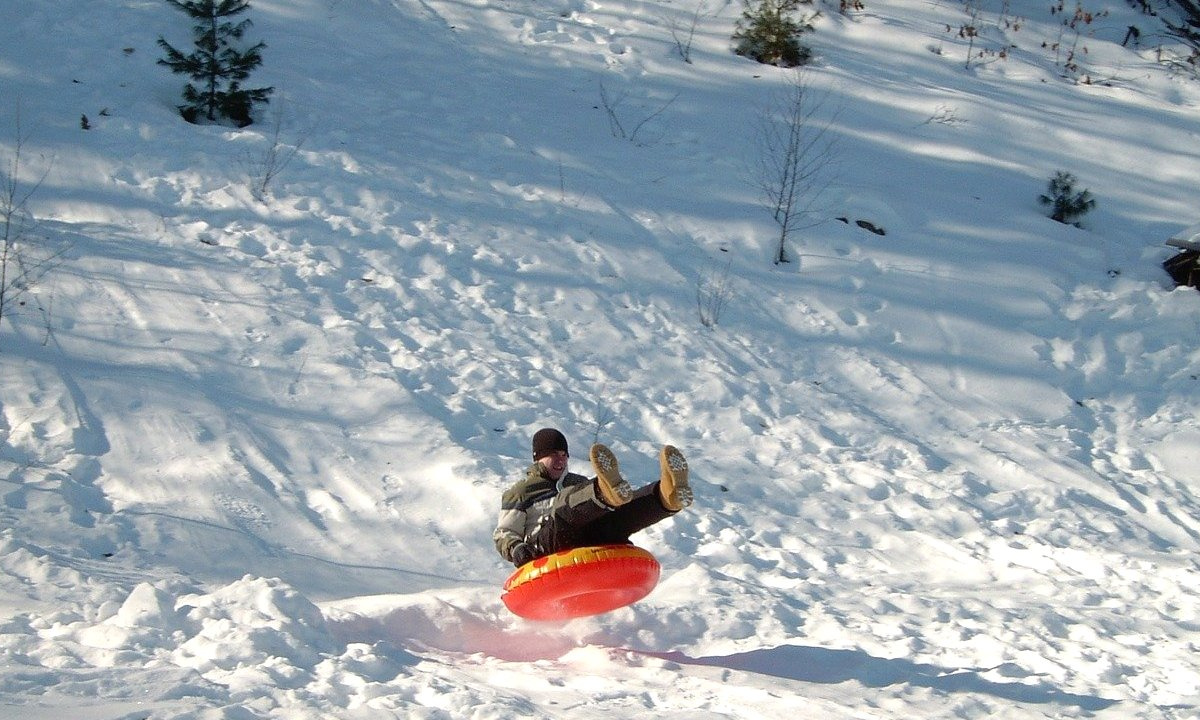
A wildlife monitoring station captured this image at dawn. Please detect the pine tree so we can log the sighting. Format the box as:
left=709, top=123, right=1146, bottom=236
left=1039, top=170, right=1096, bottom=227
left=157, top=0, right=273, bottom=127
left=732, top=0, right=816, bottom=68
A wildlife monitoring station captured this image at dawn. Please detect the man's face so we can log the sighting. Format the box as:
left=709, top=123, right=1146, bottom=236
left=538, top=450, right=568, bottom=481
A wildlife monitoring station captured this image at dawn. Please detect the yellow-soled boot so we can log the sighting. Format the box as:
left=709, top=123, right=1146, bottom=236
left=590, top=443, right=632, bottom=508
left=659, top=445, right=693, bottom=511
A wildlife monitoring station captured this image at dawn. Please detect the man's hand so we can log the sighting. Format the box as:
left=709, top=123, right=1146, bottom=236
left=512, top=542, right=537, bottom=566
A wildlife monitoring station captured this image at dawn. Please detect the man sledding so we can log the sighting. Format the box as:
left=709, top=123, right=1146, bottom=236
left=494, top=428, right=693, bottom=567
left=494, top=428, right=694, bottom=620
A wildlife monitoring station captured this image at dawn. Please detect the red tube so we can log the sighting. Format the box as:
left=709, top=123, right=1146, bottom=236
left=502, top=545, right=661, bottom=621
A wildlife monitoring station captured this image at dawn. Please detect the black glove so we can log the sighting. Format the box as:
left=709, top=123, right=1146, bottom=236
left=511, top=542, right=537, bottom=567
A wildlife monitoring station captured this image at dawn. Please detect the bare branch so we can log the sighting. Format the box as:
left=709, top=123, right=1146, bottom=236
left=663, top=1, right=708, bottom=63
left=243, top=100, right=306, bottom=201
left=2, top=106, right=60, bottom=341
left=697, top=255, right=734, bottom=328
left=754, top=70, right=838, bottom=265
left=598, top=79, right=680, bottom=145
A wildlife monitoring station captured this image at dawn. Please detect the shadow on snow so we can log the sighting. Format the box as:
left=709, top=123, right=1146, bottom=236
left=651, top=644, right=1118, bottom=711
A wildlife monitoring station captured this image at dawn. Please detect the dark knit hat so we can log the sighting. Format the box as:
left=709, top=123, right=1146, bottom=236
left=532, top=428, right=569, bottom=460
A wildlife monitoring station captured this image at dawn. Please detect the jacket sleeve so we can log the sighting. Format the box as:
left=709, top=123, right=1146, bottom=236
left=494, top=474, right=533, bottom=563
left=493, top=504, right=527, bottom=563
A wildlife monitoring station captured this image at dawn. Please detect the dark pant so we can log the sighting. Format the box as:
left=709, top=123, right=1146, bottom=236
left=532, top=480, right=676, bottom=555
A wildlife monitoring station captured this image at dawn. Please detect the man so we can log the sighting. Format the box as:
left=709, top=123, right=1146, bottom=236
left=494, top=428, right=693, bottom=567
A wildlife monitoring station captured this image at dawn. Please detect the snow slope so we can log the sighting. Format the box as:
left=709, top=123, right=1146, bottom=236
left=2, top=0, right=1199, bottom=717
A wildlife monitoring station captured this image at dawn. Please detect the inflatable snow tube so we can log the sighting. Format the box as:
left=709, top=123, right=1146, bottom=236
left=502, top=545, right=660, bottom=621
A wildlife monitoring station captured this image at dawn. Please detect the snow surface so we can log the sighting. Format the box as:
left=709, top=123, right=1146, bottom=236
left=2, top=0, right=1199, bottom=717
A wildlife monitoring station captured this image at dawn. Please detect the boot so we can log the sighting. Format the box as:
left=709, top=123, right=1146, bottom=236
left=590, top=443, right=632, bottom=508
left=658, top=445, right=693, bottom=512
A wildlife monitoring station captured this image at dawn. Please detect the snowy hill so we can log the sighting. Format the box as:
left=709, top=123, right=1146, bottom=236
left=2, top=0, right=1199, bottom=717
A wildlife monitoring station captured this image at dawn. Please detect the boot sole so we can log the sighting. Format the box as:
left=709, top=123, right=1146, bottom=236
left=591, top=444, right=633, bottom=505
left=660, top=445, right=693, bottom=509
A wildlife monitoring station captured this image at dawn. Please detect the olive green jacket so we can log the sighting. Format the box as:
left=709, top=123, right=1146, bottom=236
left=493, top=463, right=589, bottom=564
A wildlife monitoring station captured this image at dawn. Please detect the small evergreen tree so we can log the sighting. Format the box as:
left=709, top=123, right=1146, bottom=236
left=157, top=0, right=273, bottom=127
left=1039, top=170, right=1096, bottom=227
left=732, top=0, right=816, bottom=68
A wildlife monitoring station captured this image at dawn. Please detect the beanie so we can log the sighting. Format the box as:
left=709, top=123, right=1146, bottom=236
left=532, top=428, right=569, bottom=461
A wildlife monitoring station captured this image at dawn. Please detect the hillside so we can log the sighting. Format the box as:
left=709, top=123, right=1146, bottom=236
left=2, top=0, right=1199, bottom=717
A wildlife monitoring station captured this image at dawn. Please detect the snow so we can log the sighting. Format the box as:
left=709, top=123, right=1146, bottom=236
left=2, top=0, right=1199, bottom=717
